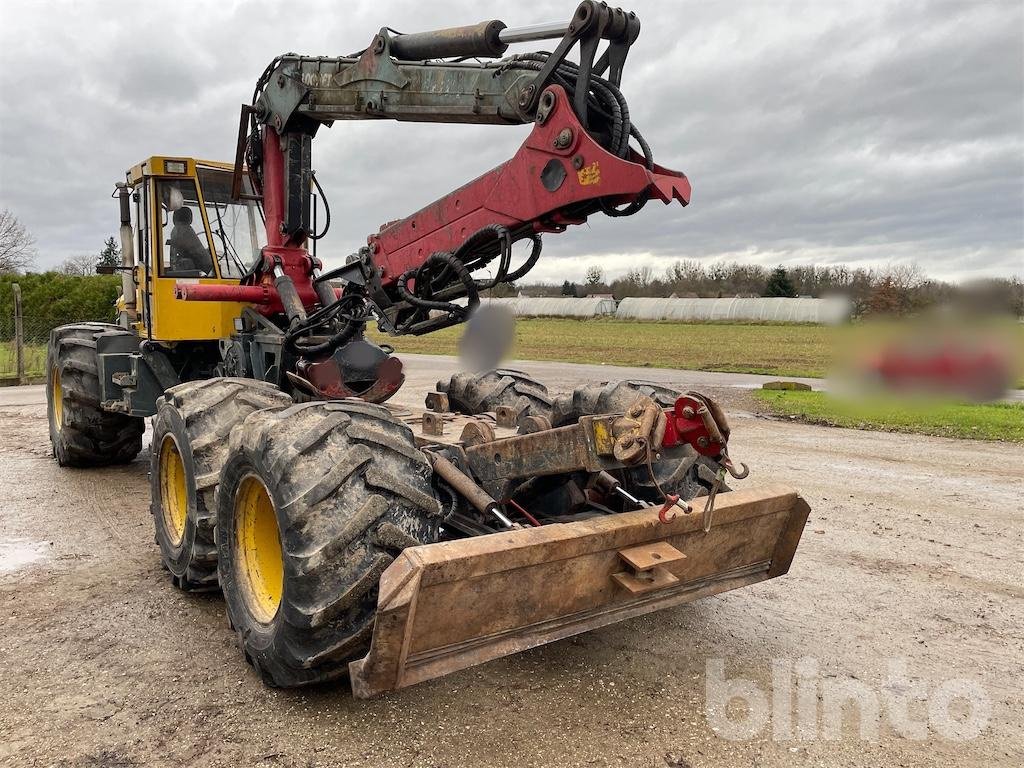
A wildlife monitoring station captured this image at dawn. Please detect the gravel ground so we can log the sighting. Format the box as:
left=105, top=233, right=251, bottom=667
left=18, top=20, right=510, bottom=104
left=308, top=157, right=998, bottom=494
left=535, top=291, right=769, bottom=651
left=1, top=357, right=1021, bottom=767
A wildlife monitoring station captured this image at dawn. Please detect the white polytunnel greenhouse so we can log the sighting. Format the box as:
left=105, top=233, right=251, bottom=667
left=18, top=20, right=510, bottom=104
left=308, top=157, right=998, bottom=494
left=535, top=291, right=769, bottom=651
left=478, top=296, right=618, bottom=318
left=614, top=296, right=853, bottom=324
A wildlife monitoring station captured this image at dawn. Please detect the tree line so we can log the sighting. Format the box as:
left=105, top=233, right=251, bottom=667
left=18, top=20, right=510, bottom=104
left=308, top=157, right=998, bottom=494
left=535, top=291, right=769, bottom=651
left=1, top=207, right=121, bottom=277
left=507, top=261, right=1023, bottom=318
left=3, top=207, right=1021, bottom=323
left=0, top=273, right=121, bottom=341
left=0, top=209, right=125, bottom=338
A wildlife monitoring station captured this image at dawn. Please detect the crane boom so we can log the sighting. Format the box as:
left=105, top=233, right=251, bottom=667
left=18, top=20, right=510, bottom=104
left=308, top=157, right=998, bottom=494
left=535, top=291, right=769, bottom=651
left=177, top=1, right=690, bottom=398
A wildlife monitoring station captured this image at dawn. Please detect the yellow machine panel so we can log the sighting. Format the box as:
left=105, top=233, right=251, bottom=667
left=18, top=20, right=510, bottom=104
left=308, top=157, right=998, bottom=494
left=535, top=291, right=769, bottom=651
left=142, top=266, right=249, bottom=342
left=129, top=156, right=262, bottom=341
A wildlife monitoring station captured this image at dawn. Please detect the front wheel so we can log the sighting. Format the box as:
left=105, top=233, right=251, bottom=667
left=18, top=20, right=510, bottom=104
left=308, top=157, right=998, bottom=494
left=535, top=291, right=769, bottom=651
left=150, top=378, right=291, bottom=591
left=46, top=323, right=143, bottom=467
left=216, top=400, right=441, bottom=687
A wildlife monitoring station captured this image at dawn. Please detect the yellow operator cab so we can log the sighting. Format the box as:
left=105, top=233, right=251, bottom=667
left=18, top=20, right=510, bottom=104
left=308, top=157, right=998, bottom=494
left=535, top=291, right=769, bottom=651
left=126, top=156, right=263, bottom=342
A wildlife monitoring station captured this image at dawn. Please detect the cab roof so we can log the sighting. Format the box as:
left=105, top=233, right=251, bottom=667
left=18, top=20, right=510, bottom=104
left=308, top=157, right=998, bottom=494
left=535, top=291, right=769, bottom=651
left=127, top=156, right=234, bottom=185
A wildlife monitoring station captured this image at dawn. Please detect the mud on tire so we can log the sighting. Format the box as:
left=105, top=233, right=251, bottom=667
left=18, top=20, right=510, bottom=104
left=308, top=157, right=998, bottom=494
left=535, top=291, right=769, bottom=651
left=549, top=379, right=683, bottom=427
left=437, top=369, right=552, bottom=421
left=46, top=323, right=144, bottom=467
left=552, top=380, right=728, bottom=502
left=216, top=400, right=441, bottom=687
left=150, top=378, right=292, bottom=591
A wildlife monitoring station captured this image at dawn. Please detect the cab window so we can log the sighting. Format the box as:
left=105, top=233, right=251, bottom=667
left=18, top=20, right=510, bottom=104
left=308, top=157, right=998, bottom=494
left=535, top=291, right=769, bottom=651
left=157, top=178, right=214, bottom=277
left=198, top=168, right=266, bottom=279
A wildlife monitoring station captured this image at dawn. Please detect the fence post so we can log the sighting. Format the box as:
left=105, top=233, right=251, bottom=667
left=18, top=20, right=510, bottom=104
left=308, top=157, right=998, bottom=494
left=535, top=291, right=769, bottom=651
left=12, top=282, right=25, bottom=385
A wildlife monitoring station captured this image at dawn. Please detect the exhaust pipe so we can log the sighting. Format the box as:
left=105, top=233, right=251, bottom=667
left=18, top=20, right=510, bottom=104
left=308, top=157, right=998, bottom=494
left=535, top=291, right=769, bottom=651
left=114, top=182, right=137, bottom=323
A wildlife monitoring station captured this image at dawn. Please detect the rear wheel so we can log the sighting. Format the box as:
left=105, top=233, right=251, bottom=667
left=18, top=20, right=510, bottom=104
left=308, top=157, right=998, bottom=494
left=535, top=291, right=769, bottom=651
left=46, top=323, right=144, bottom=467
left=150, top=378, right=291, bottom=591
left=216, top=400, right=440, bottom=687
left=550, top=379, right=684, bottom=427
left=437, top=368, right=552, bottom=421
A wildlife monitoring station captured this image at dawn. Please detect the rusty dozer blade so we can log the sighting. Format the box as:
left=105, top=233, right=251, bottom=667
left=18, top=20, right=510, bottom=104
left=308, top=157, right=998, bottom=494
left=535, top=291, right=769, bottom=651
left=349, top=483, right=809, bottom=697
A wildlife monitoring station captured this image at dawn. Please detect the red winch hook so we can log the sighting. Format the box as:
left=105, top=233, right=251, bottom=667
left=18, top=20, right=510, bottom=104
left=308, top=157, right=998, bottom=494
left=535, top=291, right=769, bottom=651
left=657, top=493, right=691, bottom=523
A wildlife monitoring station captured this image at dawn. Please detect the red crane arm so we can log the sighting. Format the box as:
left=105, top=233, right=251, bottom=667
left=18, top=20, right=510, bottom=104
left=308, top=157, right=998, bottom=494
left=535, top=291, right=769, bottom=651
left=176, top=85, right=688, bottom=319
left=367, top=85, right=689, bottom=288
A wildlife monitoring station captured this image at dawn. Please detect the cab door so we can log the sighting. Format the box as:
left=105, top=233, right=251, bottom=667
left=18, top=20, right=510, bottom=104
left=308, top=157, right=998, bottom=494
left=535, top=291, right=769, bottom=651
left=146, top=160, right=252, bottom=342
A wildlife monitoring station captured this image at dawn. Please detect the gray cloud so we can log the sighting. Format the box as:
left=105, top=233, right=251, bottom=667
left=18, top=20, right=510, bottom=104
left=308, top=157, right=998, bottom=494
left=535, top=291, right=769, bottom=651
left=0, top=0, right=1020, bottom=282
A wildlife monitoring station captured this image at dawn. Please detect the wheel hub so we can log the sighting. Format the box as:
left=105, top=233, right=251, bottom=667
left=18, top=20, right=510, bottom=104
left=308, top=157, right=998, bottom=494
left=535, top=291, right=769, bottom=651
left=234, top=474, right=283, bottom=624
left=158, top=436, right=187, bottom=546
left=50, top=366, right=63, bottom=429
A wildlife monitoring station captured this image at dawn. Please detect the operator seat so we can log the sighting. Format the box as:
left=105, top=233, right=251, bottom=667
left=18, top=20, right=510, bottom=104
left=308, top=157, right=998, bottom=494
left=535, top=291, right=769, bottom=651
left=167, top=207, right=214, bottom=275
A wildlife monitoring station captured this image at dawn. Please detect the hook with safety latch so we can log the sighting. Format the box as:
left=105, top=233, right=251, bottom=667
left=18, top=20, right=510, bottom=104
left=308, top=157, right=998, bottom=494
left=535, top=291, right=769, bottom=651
left=700, top=450, right=750, bottom=531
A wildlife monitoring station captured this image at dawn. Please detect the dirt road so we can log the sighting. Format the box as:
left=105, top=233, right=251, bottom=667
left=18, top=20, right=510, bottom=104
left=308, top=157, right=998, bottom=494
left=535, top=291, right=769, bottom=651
left=1, top=358, right=1021, bottom=767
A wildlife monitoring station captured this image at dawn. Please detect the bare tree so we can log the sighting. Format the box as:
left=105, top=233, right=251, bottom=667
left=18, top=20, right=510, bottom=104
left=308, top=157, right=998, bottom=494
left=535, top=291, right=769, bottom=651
left=872, top=262, right=926, bottom=315
left=665, top=259, right=704, bottom=284
left=625, top=265, right=653, bottom=287
left=0, top=209, right=36, bottom=273
left=585, top=265, right=604, bottom=285
left=59, top=254, right=99, bottom=276
left=884, top=262, right=925, bottom=292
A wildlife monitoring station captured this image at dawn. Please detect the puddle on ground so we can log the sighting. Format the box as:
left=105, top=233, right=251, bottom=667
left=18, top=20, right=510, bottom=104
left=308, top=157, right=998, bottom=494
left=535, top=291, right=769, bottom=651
left=0, top=537, right=49, bottom=573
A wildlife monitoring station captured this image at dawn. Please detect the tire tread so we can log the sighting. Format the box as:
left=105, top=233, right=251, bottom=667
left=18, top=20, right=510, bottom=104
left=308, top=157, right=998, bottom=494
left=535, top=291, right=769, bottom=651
left=47, top=324, right=144, bottom=467
left=217, top=400, right=440, bottom=687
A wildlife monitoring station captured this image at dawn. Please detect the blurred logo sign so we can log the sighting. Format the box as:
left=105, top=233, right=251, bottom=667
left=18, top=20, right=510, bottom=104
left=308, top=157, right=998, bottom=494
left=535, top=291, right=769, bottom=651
left=577, top=161, right=601, bottom=186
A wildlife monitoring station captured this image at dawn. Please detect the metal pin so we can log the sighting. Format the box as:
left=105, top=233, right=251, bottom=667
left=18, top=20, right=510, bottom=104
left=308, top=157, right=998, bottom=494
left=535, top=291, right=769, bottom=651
left=487, top=503, right=516, bottom=529
left=613, top=485, right=649, bottom=508
left=497, top=22, right=569, bottom=45
left=702, top=467, right=726, bottom=533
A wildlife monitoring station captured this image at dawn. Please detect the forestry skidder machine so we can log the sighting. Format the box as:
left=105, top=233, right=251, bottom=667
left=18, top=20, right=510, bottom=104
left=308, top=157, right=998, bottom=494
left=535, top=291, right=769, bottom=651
left=46, top=4, right=809, bottom=696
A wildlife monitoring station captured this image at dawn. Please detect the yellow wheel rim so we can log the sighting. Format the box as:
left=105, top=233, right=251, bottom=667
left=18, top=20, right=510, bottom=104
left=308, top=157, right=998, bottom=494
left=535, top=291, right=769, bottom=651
left=158, top=435, right=188, bottom=547
left=234, top=474, right=283, bottom=624
left=50, top=365, right=63, bottom=429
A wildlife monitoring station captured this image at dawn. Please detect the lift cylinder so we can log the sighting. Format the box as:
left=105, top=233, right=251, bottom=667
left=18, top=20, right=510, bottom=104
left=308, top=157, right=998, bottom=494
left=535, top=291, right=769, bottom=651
left=389, top=20, right=508, bottom=60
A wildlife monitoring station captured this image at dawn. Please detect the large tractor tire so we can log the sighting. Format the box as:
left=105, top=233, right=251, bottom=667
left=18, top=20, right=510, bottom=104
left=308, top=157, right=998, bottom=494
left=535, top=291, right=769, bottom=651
left=216, top=400, right=441, bottom=687
left=46, top=323, right=144, bottom=467
left=550, top=379, right=684, bottom=427
left=437, top=368, right=552, bottom=420
left=150, top=378, right=291, bottom=591
left=551, top=380, right=728, bottom=503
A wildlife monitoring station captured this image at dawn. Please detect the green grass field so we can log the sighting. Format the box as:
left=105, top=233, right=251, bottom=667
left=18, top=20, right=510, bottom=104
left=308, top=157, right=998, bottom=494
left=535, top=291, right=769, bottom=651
left=374, top=318, right=1024, bottom=387
left=372, top=318, right=846, bottom=378
left=755, top=390, right=1024, bottom=442
left=0, top=343, right=47, bottom=381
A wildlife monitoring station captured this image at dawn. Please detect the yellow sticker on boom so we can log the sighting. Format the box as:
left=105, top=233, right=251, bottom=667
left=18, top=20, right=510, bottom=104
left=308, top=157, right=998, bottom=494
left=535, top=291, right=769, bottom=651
left=577, top=161, right=601, bottom=186
left=592, top=418, right=615, bottom=455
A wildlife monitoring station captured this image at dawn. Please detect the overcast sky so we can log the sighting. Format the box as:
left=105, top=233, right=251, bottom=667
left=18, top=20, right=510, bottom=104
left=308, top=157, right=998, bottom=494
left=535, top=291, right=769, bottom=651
left=0, top=0, right=1021, bottom=282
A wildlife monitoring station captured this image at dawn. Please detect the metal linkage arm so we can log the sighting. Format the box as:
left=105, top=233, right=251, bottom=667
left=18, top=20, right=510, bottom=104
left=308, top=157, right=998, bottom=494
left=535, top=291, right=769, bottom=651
left=304, top=84, right=689, bottom=336
left=253, top=1, right=641, bottom=134
left=256, top=54, right=534, bottom=131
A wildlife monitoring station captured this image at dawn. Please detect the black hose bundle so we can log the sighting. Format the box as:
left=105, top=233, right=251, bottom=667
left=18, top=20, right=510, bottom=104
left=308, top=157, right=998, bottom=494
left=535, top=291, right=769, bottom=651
left=393, top=226, right=544, bottom=334
left=284, top=292, right=368, bottom=355
left=497, top=52, right=655, bottom=170
left=245, top=56, right=287, bottom=201
left=395, top=252, right=478, bottom=334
